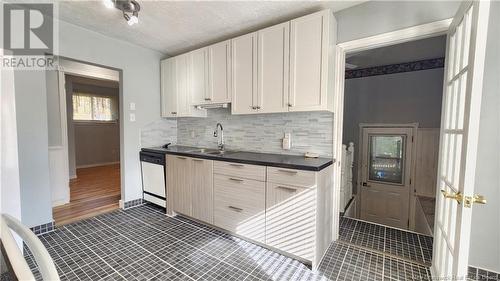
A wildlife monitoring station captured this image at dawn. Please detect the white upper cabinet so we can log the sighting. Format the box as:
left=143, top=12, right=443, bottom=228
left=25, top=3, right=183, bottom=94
left=161, top=55, right=206, bottom=118
left=208, top=40, right=231, bottom=103
left=231, top=32, right=257, bottom=115
left=161, top=58, right=177, bottom=117
left=189, top=47, right=209, bottom=105
left=289, top=10, right=334, bottom=112
left=257, top=22, right=290, bottom=114
left=160, top=9, right=335, bottom=117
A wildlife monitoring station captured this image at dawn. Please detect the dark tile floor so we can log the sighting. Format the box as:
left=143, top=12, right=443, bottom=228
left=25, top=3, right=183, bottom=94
left=21, top=204, right=435, bottom=281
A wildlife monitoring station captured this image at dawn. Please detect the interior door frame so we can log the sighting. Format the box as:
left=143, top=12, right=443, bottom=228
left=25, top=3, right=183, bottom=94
left=53, top=56, right=123, bottom=208
left=332, top=19, right=452, bottom=241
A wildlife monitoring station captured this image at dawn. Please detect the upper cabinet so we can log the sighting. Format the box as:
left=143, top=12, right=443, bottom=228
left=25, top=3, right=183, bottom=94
left=289, top=10, right=334, bottom=112
left=208, top=40, right=231, bottom=103
left=160, top=9, right=336, bottom=117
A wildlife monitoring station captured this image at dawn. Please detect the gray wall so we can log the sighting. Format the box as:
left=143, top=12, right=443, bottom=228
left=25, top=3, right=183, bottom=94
left=334, top=1, right=461, bottom=43
left=343, top=68, right=444, bottom=193
left=468, top=1, right=500, bottom=273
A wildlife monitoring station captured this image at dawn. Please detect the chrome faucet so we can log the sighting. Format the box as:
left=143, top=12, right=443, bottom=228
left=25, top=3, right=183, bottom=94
left=213, top=123, right=224, bottom=150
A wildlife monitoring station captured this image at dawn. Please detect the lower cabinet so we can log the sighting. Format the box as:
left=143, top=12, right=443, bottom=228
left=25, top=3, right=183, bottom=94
left=213, top=174, right=265, bottom=242
left=166, top=155, right=213, bottom=223
left=265, top=183, right=316, bottom=261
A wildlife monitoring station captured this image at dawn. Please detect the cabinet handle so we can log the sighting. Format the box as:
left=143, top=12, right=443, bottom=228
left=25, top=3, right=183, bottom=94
left=229, top=163, right=244, bottom=167
left=278, top=169, right=298, bottom=174
left=171, top=112, right=177, bottom=115
left=228, top=206, right=243, bottom=212
left=277, top=186, right=297, bottom=192
left=287, top=103, right=293, bottom=107
left=192, top=159, right=203, bottom=162
left=204, top=98, right=212, bottom=101
left=250, top=106, right=257, bottom=110
left=256, top=106, right=261, bottom=109
left=228, top=177, right=243, bottom=182
left=177, top=156, right=187, bottom=160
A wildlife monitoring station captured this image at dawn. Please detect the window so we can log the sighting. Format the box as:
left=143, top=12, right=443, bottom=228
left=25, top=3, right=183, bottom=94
left=72, top=94, right=117, bottom=121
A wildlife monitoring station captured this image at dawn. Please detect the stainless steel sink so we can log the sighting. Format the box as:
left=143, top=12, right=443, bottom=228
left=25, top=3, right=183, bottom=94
left=186, top=148, right=234, bottom=156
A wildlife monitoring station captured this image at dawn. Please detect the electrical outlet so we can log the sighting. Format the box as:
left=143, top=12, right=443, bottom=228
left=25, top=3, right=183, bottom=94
left=282, top=133, right=291, bottom=150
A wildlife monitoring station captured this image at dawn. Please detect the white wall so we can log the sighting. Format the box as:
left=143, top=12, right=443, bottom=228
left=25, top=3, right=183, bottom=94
left=334, top=1, right=461, bottom=43
left=13, top=19, right=164, bottom=227
left=468, top=1, right=500, bottom=273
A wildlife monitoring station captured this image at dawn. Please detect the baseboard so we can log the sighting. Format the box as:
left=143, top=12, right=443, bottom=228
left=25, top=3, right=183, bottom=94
left=76, top=161, right=119, bottom=169
left=30, top=221, right=55, bottom=235
left=52, top=198, right=69, bottom=207
left=70, top=174, right=77, bottom=179
left=121, top=198, right=144, bottom=209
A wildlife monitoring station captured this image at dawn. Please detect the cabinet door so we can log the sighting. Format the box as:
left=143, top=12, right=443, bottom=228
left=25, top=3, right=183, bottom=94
left=167, top=155, right=192, bottom=216
left=208, top=40, right=231, bottom=103
left=289, top=10, right=329, bottom=112
left=191, top=158, right=213, bottom=224
left=175, top=54, right=190, bottom=116
left=190, top=48, right=208, bottom=105
left=257, top=22, right=289, bottom=113
left=266, top=183, right=316, bottom=261
left=161, top=58, right=178, bottom=117
left=231, top=33, right=258, bottom=115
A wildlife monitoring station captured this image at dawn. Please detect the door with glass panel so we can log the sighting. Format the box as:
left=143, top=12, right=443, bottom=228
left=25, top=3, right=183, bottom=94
left=360, top=127, right=414, bottom=229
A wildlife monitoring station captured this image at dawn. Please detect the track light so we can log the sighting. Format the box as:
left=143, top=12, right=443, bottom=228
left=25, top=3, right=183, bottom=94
left=103, top=0, right=114, bottom=9
left=105, top=0, right=141, bottom=26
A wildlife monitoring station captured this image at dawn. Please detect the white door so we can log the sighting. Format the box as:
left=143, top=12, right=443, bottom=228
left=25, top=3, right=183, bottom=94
left=160, top=58, right=177, bottom=117
left=208, top=40, right=231, bottom=103
left=189, top=48, right=208, bottom=105
left=359, top=127, right=414, bottom=229
left=433, top=1, right=490, bottom=279
left=256, top=22, right=289, bottom=114
left=231, top=33, right=258, bottom=114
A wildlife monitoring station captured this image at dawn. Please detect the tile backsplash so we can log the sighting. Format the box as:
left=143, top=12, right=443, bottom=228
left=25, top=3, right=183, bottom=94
left=141, top=108, right=333, bottom=157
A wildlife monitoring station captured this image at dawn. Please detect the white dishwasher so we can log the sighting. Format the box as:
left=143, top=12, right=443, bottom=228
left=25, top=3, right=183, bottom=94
left=140, top=151, right=166, bottom=208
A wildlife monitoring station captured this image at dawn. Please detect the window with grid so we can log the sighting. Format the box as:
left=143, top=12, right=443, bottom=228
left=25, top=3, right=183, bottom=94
left=72, top=93, right=118, bottom=122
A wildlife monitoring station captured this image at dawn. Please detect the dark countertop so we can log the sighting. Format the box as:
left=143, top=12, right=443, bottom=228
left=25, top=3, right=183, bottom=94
left=141, top=145, right=334, bottom=171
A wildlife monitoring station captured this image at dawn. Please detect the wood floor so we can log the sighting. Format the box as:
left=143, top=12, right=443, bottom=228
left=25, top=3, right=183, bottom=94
left=53, top=164, right=121, bottom=226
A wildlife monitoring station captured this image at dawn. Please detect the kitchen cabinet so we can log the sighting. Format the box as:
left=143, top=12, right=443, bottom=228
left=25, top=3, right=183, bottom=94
left=160, top=55, right=206, bottom=118
left=161, top=9, right=335, bottom=117
left=191, top=158, right=214, bottom=224
left=160, top=58, right=177, bottom=117
left=213, top=173, right=265, bottom=242
left=207, top=40, right=231, bottom=103
left=289, top=10, right=334, bottom=112
left=166, top=155, right=213, bottom=223
left=256, top=22, right=289, bottom=114
left=189, top=47, right=209, bottom=105
left=167, top=155, right=192, bottom=216
left=231, top=32, right=257, bottom=115
left=265, top=168, right=317, bottom=261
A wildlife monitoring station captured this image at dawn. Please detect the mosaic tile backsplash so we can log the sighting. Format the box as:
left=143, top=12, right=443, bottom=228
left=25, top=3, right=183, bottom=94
left=141, top=108, right=334, bottom=157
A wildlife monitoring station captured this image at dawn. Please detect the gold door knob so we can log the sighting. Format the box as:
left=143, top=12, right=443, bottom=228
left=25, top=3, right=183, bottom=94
left=440, top=189, right=464, bottom=204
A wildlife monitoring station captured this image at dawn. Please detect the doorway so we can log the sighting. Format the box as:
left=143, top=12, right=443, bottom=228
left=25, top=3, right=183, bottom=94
left=48, top=58, right=123, bottom=226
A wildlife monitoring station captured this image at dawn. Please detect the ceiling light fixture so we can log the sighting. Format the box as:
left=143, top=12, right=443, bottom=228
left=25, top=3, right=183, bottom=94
left=103, top=0, right=141, bottom=26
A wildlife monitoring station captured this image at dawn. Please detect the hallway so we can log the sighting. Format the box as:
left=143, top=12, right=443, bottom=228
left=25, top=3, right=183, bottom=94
left=52, top=164, right=121, bottom=226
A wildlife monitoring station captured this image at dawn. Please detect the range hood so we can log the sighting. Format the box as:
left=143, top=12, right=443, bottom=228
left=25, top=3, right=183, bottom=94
left=194, top=103, right=229, bottom=110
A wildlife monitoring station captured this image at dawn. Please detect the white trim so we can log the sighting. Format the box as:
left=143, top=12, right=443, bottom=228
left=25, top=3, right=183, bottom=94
left=338, top=18, right=452, bottom=53
left=76, top=161, right=120, bottom=169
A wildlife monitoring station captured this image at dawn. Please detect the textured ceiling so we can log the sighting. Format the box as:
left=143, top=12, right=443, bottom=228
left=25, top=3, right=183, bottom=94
left=346, top=35, right=447, bottom=69
left=58, top=1, right=367, bottom=55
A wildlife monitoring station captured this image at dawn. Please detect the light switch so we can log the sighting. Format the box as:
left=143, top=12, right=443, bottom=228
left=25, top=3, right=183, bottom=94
left=130, top=102, right=136, bottom=110
left=129, top=113, right=136, bottom=122
left=282, top=133, right=291, bottom=150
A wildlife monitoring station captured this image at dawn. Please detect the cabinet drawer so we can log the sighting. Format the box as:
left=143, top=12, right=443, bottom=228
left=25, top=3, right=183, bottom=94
left=214, top=161, right=266, bottom=181
left=213, top=174, right=265, bottom=242
left=267, top=167, right=316, bottom=187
